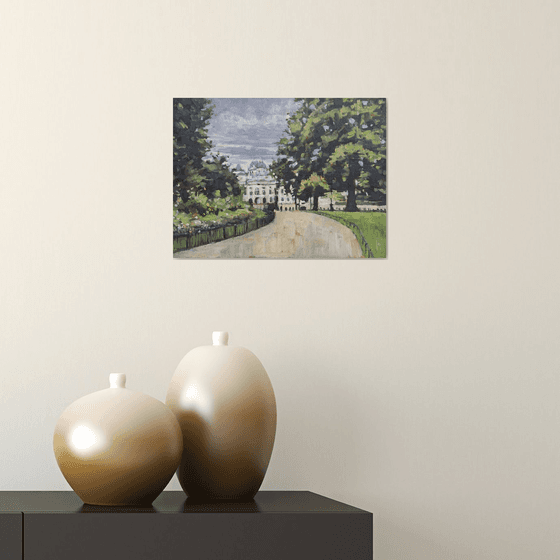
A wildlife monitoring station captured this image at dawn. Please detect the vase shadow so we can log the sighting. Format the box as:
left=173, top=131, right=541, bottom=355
left=79, top=503, right=156, bottom=513
left=182, top=497, right=261, bottom=513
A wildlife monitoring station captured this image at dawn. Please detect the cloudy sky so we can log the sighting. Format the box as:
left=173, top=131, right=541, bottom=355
left=207, top=98, right=301, bottom=170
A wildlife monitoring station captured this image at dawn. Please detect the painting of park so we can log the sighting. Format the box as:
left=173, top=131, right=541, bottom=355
left=173, top=98, right=386, bottom=258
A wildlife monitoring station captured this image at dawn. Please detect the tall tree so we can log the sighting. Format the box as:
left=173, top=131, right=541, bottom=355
left=301, top=98, right=386, bottom=211
left=203, top=154, right=241, bottom=199
left=173, top=98, right=214, bottom=204
left=173, top=99, right=244, bottom=217
left=271, top=99, right=321, bottom=209
left=273, top=98, right=386, bottom=212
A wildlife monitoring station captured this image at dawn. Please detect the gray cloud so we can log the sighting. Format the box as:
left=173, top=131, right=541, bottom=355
left=207, top=98, right=300, bottom=168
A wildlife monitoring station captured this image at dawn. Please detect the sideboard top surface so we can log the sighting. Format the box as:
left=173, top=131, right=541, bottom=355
left=0, top=491, right=370, bottom=514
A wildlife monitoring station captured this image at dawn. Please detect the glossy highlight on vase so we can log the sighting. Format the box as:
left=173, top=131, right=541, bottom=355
left=166, top=332, right=277, bottom=501
left=53, top=373, right=183, bottom=506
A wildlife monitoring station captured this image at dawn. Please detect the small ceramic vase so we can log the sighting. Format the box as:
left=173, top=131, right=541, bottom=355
left=166, top=332, right=277, bottom=501
left=53, top=373, right=183, bottom=506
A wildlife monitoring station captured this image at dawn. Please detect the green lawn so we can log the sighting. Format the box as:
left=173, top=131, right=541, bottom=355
left=313, top=211, right=386, bottom=258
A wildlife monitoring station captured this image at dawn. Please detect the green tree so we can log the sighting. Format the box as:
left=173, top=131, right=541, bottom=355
left=203, top=154, right=241, bottom=199
left=299, top=174, right=329, bottom=210
left=173, top=98, right=214, bottom=204
left=271, top=99, right=321, bottom=209
left=273, top=98, right=386, bottom=212
left=301, top=98, right=386, bottom=211
left=173, top=99, right=243, bottom=217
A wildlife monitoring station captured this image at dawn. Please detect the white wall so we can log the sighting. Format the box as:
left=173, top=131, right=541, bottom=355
left=1, top=1, right=559, bottom=558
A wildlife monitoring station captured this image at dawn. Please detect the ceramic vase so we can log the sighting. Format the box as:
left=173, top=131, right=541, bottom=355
left=53, top=373, right=183, bottom=506
left=166, top=331, right=277, bottom=501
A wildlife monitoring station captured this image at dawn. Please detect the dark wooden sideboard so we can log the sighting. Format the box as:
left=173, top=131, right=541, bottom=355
left=0, top=491, right=372, bottom=560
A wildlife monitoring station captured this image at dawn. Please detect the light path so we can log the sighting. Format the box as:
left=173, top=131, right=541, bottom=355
left=174, top=211, right=362, bottom=259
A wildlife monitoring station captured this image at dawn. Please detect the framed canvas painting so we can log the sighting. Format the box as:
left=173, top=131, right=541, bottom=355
left=173, top=98, right=386, bottom=258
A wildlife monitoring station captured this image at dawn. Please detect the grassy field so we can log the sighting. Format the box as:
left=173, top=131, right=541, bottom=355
left=313, top=211, right=386, bottom=258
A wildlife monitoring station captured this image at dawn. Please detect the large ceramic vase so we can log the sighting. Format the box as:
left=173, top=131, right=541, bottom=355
left=53, top=373, right=183, bottom=506
left=166, top=332, right=277, bottom=501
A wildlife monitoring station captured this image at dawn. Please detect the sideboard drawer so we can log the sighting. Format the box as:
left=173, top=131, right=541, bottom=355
left=0, top=512, right=21, bottom=560
left=24, top=512, right=371, bottom=560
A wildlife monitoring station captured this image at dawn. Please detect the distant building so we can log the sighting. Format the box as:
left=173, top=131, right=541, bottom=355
left=234, top=161, right=386, bottom=211
left=276, top=185, right=296, bottom=211
left=236, top=160, right=296, bottom=211
left=235, top=163, right=385, bottom=211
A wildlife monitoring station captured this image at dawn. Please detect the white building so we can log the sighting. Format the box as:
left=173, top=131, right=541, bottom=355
left=276, top=185, right=296, bottom=212
left=237, top=160, right=296, bottom=211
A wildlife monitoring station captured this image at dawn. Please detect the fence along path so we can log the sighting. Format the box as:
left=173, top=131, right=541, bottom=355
left=174, top=211, right=362, bottom=258
left=313, top=211, right=376, bottom=258
left=173, top=213, right=274, bottom=253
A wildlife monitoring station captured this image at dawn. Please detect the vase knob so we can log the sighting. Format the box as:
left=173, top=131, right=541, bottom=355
left=212, top=331, right=229, bottom=346
left=109, top=373, right=126, bottom=388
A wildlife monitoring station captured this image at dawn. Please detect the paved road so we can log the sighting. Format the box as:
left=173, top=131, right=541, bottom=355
left=174, top=211, right=362, bottom=259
